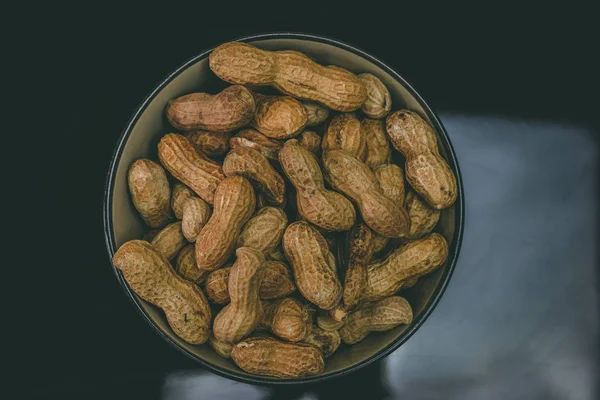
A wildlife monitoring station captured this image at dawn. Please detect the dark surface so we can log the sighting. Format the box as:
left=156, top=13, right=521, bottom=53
left=15, top=5, right=598, bottom=400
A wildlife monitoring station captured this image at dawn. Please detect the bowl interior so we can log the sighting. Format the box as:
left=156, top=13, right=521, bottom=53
left=107, top=37, right=459, bottom=382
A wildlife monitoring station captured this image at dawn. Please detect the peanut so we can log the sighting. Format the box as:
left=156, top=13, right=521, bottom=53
left=342, top=222, right=376, bottom=311
left=259, top=297, right=311, bottom=342
left=113, top=240, right=211, bottom=344
left=209, top=334, right=233, bottom=358
left=209, top=42, right=366, bottom=112
left=374, top=164, right=405, bottom=207
left=403, top=277, right=419, bottom=289
left=223, top=147, right=285, bottom=206
left=195, top=176, right=256, bottom=271
left=170, top=183, right=195, bottom=219
left=158, top=134, right=225, bottom=205
left=303, top=101, right=330, bottom=126
left=213, top=247, right=264, bottom=344
left=386, top=110, right=457, bottom=209
left=267, top=247, right=286, bottom=262
left=363, top=233, right=448, bottom=302
left=362, top=118, right=391, bottom=169
left=302, top=325, right=341, bottom=357
left=237, top=207, right=288, bottom=254
left=339, top=296, right=412, bottom=345
left=175, top=244, right=209, bottom=285
left=297, top=130, right=322, bottom=154
left=322, top=113, right=366, bottom=160
left=165, top=85, right=255, bottom=132
left=185, top=130, right=230, bottom=157
left=142, top=229, right=160, bottom=242
left=283, top=221, right=342, bottom=310
left=229, top=129, right=282, bottom=162
left=372, top=233, right=389, bottom=254
left=322, top=150, right=410, bottom=238
left=251, top=93, right=308, bottom=139
left=317, top=311, right=344, bottom=331
left=181, top=197, right=212, bottom=242
left=151, top=221, right=187, bottom=260
left=359, top=73, right=391, bottom=119
left=405, top=189, right=440, bottom=240
left=127, top=159, right=172, bottom=228
left=279, top=140, right=355, bottom=231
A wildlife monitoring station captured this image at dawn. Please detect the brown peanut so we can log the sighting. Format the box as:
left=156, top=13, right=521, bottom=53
left=142, top=229, right=160, bottom=242
left=209, top=334, right=233, bottom=358
left=209, top=42, right=366, bottom=112
left=151, top=221, right=187, bottom=260
left=195, top=176, right=256, bottom=271
left=322, top=150, right=410, bottom=238
left=185, top=130, right=230, bottom=157
left=127, top=159, right=172, bottom=228
left=113, top=240, right=211, bottom=344
left=374, top=164, right=405, bottom=207
left=342, top=222, right=376, bottom=311
left=229, top=129, right=282, bottom=162
left=386, top=110, right=457, bottom=209
left=170, top=183, right=195, bottom=219
left=303, top=101, right=330, bottom=126
left=231, top=336, right=324, bottom=378
left=267, top=247, right=286, bottom=262
left=252, top=93, right=308, bottom=139
left=359, top=73, right=391, bottom=119
left=279, top=140, right=355, bottom=231
left=362, top=119, right=391, bottom=169
left=175, top=244, right=209, bottom=284
left=158, top=134, right=225, bottom=205
left=339, top=296, right=413, bottom=345
left=181, top=197, right=212, bottom=242
left=302, top=325, right=341, bottom=357
left=213, top=247, right=264, bottom=344
left=259, top=297, right=311, bottom=342
left=165, top=85, right=255, bottom=132
left=364, top=233, right=448, bottom=302
left=405, top=189, right=440, bottom=240
left=297, top=130, right=322, bottom=154
left=283, top=221, right=342, bottom=310
left=372, top=233, right=389, bottom=254
left=237, top=207, right=288, bottom=254
left=317, top=311, right=344, bottom=331
left=223, top=146, right=285, bottom=206
left=322, top=113, right=366, bottom=160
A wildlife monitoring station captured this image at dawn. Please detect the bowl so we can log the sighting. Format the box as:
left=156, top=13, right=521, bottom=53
left=103, top=32, right=464, bottom=384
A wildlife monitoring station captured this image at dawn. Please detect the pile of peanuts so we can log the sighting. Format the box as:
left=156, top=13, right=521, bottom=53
left=113, top=42, right=457, bottom=379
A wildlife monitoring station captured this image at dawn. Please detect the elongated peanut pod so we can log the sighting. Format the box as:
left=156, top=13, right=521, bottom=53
left=151, top=221, right=187, bottom=260
left=128, top=159, right=172, bottom=228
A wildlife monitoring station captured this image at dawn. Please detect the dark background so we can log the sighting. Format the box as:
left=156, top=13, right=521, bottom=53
left=13, top=4, right=598, bottom=399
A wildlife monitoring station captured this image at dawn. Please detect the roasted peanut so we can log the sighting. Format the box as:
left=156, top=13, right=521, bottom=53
left=213, top=247, right=264, bottom=344
left=237, top=207, right=288, bottom=254
left=195, top=176, right=256, bottom=271
left=142, top=229, right=160, bottom=242
left=322, top=113, right=366, bottom=160
left=175, top=244, right=209, bottom=284
left=113, top=240, right=211, bottom=344
left=251, top=93, right=307, bottom=139
left=279, top=140, right=355, bottom=231
left=128, top=159, right=172, bottom=228
left=223, top=147, right=285, bottom=206
left=359, top=73, right=391, bottom=119
left=374, top=164, right=405, bottom=207
left=405, top=189, right=440, bottom=240
left=339, top=296, right=412, bottom=345
left=302, top=325, right=341, bottom=357
left=342, top=223, right=376, bottom=311
left=181, top=197, right=212, bottom=242
left=259, top=297, right=311, bottom=342
left=209, top=334, right=233, bottom=358
left=386, top=110, right=457, bottom=209
left=158, top=134, right=225, bottom=205
left=372, top=233, right=389, bottom=254
left=151, top=221, right=187, bottom=260
left=283, top=222, right=342, bottom=310
left=303, top=101, right=330, bottom=126
left=267, top=247, right=286, bottom=262
left=362, top=118, right=391, bottom=169
left=209, top=42, right=366, bottom=112
left=229, top=129, right=282, bottom=161
left=185, top=130, right=230, bottom=157
left=170, top=183, right=195, bottom=219
left=364, top=233, right=448, bottom=302
left=317, top=311, right=344, bottom=331
left=297, top=130, right=322, bottom=154
left=165, top=85, right=255, bottom=132
left=204, top=266, right=233, bottom=304
left=322, top=150, right=410, bottom=238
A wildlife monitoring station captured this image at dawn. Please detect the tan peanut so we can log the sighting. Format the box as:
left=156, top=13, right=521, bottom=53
left=342, top=222, right=376, bottom=311
left=283, top=221, right=342, bottom=310
left=386, top=110, right=457, bottom=209
left=185, top=130, right=230, bottom=157
left=151, top=221, right=187, bottom=260
left=364, top=233, right=448, bottom=302
left=223, top=147, right=285, bottom=206
left=405, top=189, right=440, bottom=240
left=297, top=130, right=322, bottom=154
left=303, top=101, right=330, bottom=126
left=322, top=113, right=366, bottom=160
left=165, top=85, right=255, bottom=132
left=322, top=150, right=410, bottom=238
left=251, top=93, right=308, bottom=139
left=113, top=240, right=211, bottom=344
left=317, top=311, right=345, bottom=331
left=213, top=247, right=264, bottom=344
left=237, top=207, right=288, bottom=254
left=232, top=336, right=324, bottom=378
left=142, top=229, right=160, bottom=242
left=181, top=197, right=212, bottom=242
left=359, top=73, right=392, bottom=119
left=195, top=176, right=256, bottom=271
left=279, top=140, right=355, bottom=231
left=158, top=134, right=225, bottom=205
left=339, top=296, right=413, bottom=345
left=302, top=325, right=341, bottom=357
left=209, top=42, right=366, bottom=112
left=175, top=244, right=209, bottom=284
left=372, top=233, right=389, bottom=254
left=267, top=247, right=286, bottom=262
left=127, top=159, right=172, bottom=228
left=209, top=334, right=233, bottom=358
left=374, top=164, right=405, bottom=207
left=229, top=129, right=282, bottom=162
left=259, top=297, right=311, bottom=342
left=170, top=183, right=195, bottom=219
left=362, top=118, right=391, bottom=169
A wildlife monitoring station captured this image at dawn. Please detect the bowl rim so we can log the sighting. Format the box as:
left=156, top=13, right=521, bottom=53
left=103, top=32, right=465, bottom=385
